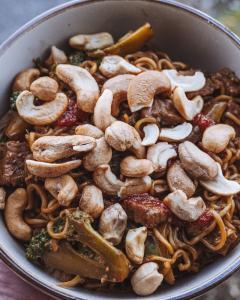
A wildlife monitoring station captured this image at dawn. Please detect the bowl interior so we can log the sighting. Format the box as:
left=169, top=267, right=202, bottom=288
left=0, top=1, right=240, bottom=299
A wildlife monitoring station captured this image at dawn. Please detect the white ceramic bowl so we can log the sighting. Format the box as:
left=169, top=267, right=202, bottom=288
left=0, top=1, right=240, bottom=299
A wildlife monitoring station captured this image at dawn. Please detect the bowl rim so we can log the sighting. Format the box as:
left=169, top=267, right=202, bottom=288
left=0, top=0, right=240, bottom=299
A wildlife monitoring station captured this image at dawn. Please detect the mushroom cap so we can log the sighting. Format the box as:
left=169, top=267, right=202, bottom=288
left=127, top=70, right=171, bottom=112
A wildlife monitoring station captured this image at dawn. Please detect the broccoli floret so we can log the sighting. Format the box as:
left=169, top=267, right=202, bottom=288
left=10, top=91, right=21, bottom=110
left=68, top=51, right=87, bottom=65
left=25, top=229, right=50, bottom=263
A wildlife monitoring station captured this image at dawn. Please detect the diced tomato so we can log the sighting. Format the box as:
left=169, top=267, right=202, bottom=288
left=191, top=210, right=213, bottom=228
left=193, top=113, right=215, bottom=132
left=56, top=100, right=88, bottom=127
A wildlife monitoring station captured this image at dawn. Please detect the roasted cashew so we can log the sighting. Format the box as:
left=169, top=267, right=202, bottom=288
left=12, top=68, right=40, bottom=91
left=32, top=135, right=96, bottom=162
left=75, top=124, right=104, bottom=138
left=120, top=156, right=154, bottom=177
left=30, top=76, right=59, bottom=101
left=26, top=159, right=82, bottom=178
left=16, top=91, right=68, bottom=125
left=4, top=188, right=31, bottom=241
left=45, top=175, right=78, bottom=206
left=83, top=137, right=112, bottom=171
left=56, top=64, right=99, bottom=112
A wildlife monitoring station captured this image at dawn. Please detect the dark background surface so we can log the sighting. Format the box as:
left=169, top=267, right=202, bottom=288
left=0, top=0, right=240, bottom=299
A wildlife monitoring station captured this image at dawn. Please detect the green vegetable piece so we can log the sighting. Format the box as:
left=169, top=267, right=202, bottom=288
left=43, top=209, right=130, bottom=282
left=10, top=91, right=21, bottom=110
left=26, top=229, right=50, bottom=263
left=68, top=51, right=87, bottom=65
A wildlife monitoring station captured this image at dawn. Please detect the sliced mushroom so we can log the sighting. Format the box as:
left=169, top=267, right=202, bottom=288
left=172, top=87, right=204, bottom=121
left=12, top=68, right=40, bottom=91
left=202, top=124, right=236, bottom=153
left=167, top=161, right=196, bottom=198
left=99, top=203, right=127, bottom=245
left=119, top=176, right=152, bottom=198
left=179, top=141, right=218, bottom=180
left=93, top=89, right=116, bottom=131
left=45, top=46, right=68, bottom=65
left=131, top=262, right=163, bottom=296
left=120, top=156, right=154, bottom=178
left=105, top=121, right=136, bottom=151
left=83, top=137, right=112, bottom=171
left=30, top=76, right=59, bottom=101
left=125, top=226, right=147, bottom=264
left=32, top=135, right=96, bottom=163
left=159, top=122, right=192, bottom=142
left=45, top=175, right=78, bottom=206
left=162, top=69, right=206, bottom=92
left=26, top=159, right=82, bottom=178
left=142, top=123, right=160, bottom=146
left=16, top=91, right=68, bottom=126
left=200, top=163, right=240, bottom=196
left=93, top=164, right=124, bottom=195
left=163, top=190, right=206, bottom=222
left=147, top=142, right=177, bottom=172
left=99, top=55, right=141, bottom=78
left=79, top=185, right=104, bottom=219
left=127, top=70, right=171, bottom=112
left=102, top=74, right=135, bottom=116
left=56, top=64, right=99, bottom=112
left=69, top=32, right=114, bottom=51
left=75, top=124, right=104, bottom=138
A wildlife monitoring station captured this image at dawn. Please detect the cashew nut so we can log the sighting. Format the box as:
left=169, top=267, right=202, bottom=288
left=12, top=68, right=40, bottom=91
left=93, top=164, right=124, bottom=195
left=142, top=123, right=160, bottom=146
left=102, top=74, right=135, bottom=116
left=99, top=55, right=141, bottom=78
left=45, top=46, right=68, bottom=65
left=163, top=190, right=206, bottom=222
left=79, top=184, right=104, bottom=218
left=4, top=188, right=32, bottom=241
left=147, top=142, right=177, bottom=172
left=202, top=124, right=236, bottom=153
left=120, top=156, right=154, bottom=178
left=179, top=141, right=218, bottom=180
left=99, top=203, right=127, bottom=245
left=131, top=262, right=163, bottom=296
left=83, top=137, right=112, bottom=171
left=162, top=69, right=206, bottom=92
left=125, top=226, right=147, bottom=264
left=75, top=124, right=104, bottom=138
left=30, top=76, right=59, bottom=101
left=172, top=87, right=204, bottom=121
left=167, top=161, right=196, bottom=198
left=127, top=70, right=171, bottom=112
left=200, top=163, right=240, bottom=195
left=93, top=89, right=116, bottom=131
left=45, top=175, right=78, bottom=206
left=131, top=129, right=146, bottom=159
left=69, top=32, right=114, bottom=51
left=0, top=187, right=6, bottom=210
left=32, top=135, right=96, bottom=163
left=159, top=122, right=192, bottom=142
left=16, top=91, right=68, bottom=125
left=119, top=176, right=152, bottom=198
left=56, top=64, right=99, bottom=112
left=26, top=159, right=82, bottom=178
left=105, top=121, right=136, bottom=151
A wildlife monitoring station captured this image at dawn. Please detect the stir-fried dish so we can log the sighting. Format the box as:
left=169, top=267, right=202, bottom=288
left=1, top=23, right=240, bottom=296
